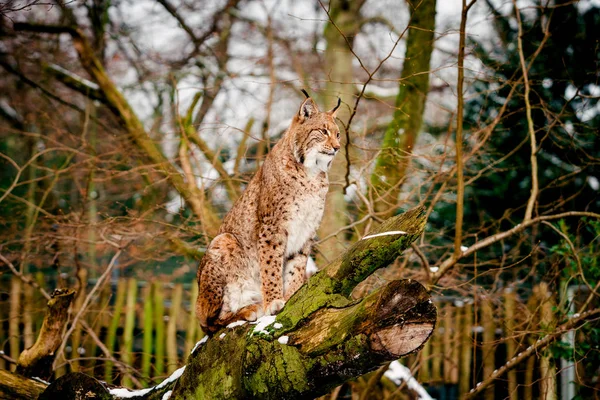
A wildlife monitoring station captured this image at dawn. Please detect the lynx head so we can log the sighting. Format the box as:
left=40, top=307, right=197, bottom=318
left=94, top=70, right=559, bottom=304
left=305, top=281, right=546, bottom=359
left=290, top=93, right=342, bottom=174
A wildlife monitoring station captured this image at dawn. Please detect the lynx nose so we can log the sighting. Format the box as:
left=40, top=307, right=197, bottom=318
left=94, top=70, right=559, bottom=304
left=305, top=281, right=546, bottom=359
left=332, top=144, right=340, bottom=152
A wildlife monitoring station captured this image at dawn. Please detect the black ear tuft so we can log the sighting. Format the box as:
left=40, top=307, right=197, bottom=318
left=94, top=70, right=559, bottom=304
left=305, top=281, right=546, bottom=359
left=329, top=97, right=341, bottom=117
left=301, top=89, right=310, bottom=99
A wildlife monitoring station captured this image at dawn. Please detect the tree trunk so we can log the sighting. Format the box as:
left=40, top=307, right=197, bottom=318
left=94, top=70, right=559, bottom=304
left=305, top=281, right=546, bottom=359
left=26, top=207, right=435, bottom=400
left=318, top=0, right=366, bottom=262
left=371, top=0, right=437, bottom=219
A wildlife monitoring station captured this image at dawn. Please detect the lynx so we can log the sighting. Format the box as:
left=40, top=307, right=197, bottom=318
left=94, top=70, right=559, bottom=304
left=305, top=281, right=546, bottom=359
left=195, top=92, right=341, bottom=333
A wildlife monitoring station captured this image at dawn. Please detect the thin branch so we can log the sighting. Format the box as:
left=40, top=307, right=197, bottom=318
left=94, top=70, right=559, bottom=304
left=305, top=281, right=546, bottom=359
left=430, top=211, right=600, bottom=285
left=513, top=0, right=547, bottom=222
left=0, top=253, right=50, bottom=300
left=541, top=221, right=593, bottom=294
left=411, top=243, right=431, bottom=281
left=454, top=0, right=476, bottom=255
left=156, top=0, right=200, bottom=48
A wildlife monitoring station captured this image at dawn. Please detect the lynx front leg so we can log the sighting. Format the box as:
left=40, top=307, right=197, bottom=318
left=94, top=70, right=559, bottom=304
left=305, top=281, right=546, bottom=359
left=283, top=241, right=312, bottom=300
left=258, top=226, right=287, bottom=315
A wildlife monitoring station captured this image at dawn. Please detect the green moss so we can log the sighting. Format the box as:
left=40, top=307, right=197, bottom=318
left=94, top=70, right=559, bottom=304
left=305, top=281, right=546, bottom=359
left=277, top=272, right=350, bottom=329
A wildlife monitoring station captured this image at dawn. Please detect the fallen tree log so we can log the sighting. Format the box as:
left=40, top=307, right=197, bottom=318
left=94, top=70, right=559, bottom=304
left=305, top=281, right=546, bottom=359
left=35, top=206, right=436, bottom=399
left=0, top=370, right=47, bottom=400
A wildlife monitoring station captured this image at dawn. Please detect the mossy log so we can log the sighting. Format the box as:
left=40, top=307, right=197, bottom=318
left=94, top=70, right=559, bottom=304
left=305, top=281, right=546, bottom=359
left=15, top=207, right=435, bottom=399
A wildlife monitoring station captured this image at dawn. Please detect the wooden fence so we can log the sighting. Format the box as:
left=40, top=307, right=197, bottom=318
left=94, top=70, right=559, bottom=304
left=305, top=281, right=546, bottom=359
left=0, top=277, right=586, bottom=398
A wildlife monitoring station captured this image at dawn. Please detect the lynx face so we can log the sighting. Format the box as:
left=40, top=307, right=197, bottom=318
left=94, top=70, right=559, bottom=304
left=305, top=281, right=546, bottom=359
left=293, top=98, right=341, bottom=174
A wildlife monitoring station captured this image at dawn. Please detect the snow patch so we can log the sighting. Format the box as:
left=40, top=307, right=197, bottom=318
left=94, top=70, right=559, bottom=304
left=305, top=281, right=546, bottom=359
left=384, top=361, right=433, bottom=400
left=219, top=333, right=226, bottom=339
left=361, top=231, right=408, bottom=240
left=227, top=320, right=247, bottom=328
left=278, top=336, right=289, bottom=345
left=460, top=245, right=468, bottom=252
left=273, top=323, right=283, bottom=329
left=47, top=63, right=100, bottom=90
left=162, top=390, right=172, bottom=400
left=32, top=377, right=50, bottom=385
left=156, top=366, right=186, bottom=390
left=109, top=366, right=186, bottom=398
left=252, top=315, right=277, bottom=335
left=191, top=336, right=208, bottom=354
left=305, top=257, right=318, bottom=278
left=109, top=387, right=152, bottom=398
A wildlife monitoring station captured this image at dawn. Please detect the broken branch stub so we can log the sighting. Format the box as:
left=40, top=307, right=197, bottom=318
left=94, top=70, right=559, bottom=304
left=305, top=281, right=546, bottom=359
left=16, top=288, right=76, bottom=380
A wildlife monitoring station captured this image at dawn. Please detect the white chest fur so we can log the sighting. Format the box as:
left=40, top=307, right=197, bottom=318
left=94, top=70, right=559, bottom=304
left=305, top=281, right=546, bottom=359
left=286, top=191, right=324, bottom=256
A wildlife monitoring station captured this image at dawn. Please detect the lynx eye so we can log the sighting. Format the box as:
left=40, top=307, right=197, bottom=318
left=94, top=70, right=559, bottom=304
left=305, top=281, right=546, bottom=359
left=320, top=129, right=329, bottom=136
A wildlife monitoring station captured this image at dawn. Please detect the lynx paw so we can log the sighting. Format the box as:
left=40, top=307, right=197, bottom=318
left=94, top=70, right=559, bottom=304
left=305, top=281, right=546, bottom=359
left=265, top=299, right=285, bottom=316
left=245, top=306, right=264, bottom=322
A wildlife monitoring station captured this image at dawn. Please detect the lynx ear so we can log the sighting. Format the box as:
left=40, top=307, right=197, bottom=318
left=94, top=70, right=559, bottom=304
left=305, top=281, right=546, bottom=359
left=329, top=97, right=341, bottom=118
left=298, top=97, right=319, bottom=122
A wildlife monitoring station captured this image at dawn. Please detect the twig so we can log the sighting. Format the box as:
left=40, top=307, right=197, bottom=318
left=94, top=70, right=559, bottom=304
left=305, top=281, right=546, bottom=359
left=0, top=253, right=50, bottom=300
left=0, top=351, right=16, bottom=365
left=541, top=221, right=593, bottom=294
left=411, top=243, right=430, bottom=281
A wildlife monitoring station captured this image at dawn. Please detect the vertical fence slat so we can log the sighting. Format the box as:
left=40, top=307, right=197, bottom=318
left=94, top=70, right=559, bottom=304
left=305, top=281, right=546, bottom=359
left=459, top=302, right=473, bottom=397
left=167, top=284, right=183, bottom=374
left=430, top=317, right=442, bottom=383
left=70, top=269, right=88, bottom=373
left=538, top=283, right=557, bottom=400
left=141, top=282, right=154, bottom=382
left=419, top=339, right=430, bottom=383
left=442, top=304, right=453, bottom=383
left=505, top=287, right=518, bottom=400
left=450, top=303, right=460, bottom=385
left=482, top=296, right=496, bottom=400
left=89, top=283, right=110, bottom=370
left=153, top=281, right=165, bottom=377
left=23, top=281, right=34, bottom=350
left=121, top=278, right=138, bottom=387
left=104, top=279, right=127, bottom=383
left=184, top=283, right=198, bottom=357
left=0, top=279, right=6, bottom=371
left=9, top=276, right=22, bottom=369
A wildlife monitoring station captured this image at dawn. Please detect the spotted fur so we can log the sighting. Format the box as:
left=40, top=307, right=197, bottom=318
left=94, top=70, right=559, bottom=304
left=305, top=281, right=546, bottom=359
left=196, top=95, right=341, bottom=333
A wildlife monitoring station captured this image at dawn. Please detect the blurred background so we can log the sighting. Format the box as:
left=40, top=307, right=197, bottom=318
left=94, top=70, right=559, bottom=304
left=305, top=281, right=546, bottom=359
left=0, top=0, right=599, bottom=398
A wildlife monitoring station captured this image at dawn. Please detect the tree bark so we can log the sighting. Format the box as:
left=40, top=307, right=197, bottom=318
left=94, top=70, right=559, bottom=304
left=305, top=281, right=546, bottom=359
left=318, top=0, right=366, bottom=261
left=371, top=0, right=437, bottom=219
left=0, top=370, right=47, bottom=400
left=15, top=289, right=76, bottom=380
